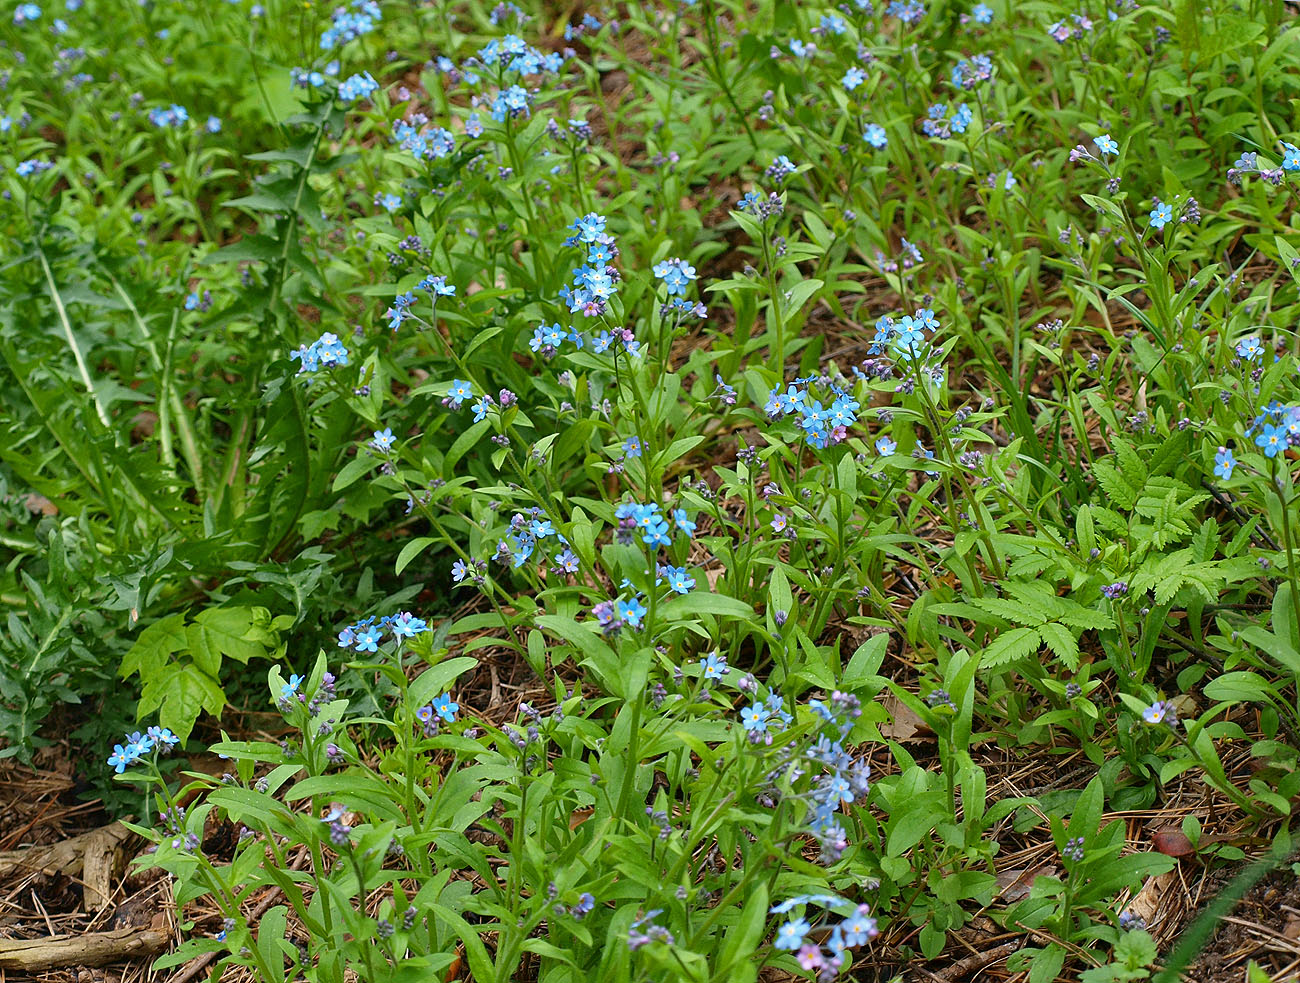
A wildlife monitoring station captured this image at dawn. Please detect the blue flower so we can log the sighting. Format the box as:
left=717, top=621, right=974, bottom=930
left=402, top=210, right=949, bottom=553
left=13, top=3, right=41, bottom=23
left=700, top=651, right=728, bottom=679
left=530, top=322, right=567, bottom=352
left=1235, top=336, right=1263, bottom=360
left=338, top=72, right=378, bottom=102
left=569, top=212, right=607, bottom=243
left=354, top=626, right=381, bottom=652
left=863, top=123, right=888, bottom=148
left=1149, top=202, right=1173, bottom=229
left=841, top=905, right=879, bottom=945
left=147, top=726, right=180, bottom=747
left=1213, top=447, right=1236, bottom=480
left=972, top=2, right=993, bottom=23
left=1283, top=142, right=1300, bottom=171
left=451, top=559, right=470, bottom=582
left=1256, top=423, right=1286, bottom=458
left=643, top=521, right=672, bottom=548
left=107, top=744, right=133, bottom=773
left=431, top=693, right=459, bottom=722
left=876, top=436, right=896, bottom=456
left=623, top=436, right=643, bottom=458
left=741, top=701, right=771, bottom=733
left=418, top=274, right=456, bottom=297
left=672, top=509, right=696, bottom=537
left=617, top=597, right=647, bottom=628
left=663, top=566, right=695, bottom=594
left=842, top=66, right=866, bottom=91
left=281, top=673, right=304, bottom=700
left=1142, top=700, right=1171, bottom=725
left=775, top=917, right=810, bottom=951
left=472, top=395, right=492, bottom=422
left=1095, top=133, right=1118, bottom=155
left=371, top=428, right=395, bottom=453
left=651, top=257, right=698, bottom=296
left=390, top=612, right=428, bottom=638
left=446, top=380, right=474, bottom=409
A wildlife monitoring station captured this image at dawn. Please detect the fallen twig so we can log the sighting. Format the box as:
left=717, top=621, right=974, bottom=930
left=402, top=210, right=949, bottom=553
left=0, top=926, right=170, bottom=970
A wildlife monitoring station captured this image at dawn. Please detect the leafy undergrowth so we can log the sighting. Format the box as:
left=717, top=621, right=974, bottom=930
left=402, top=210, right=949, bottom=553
left=3, top=0, right=1300, bottom=981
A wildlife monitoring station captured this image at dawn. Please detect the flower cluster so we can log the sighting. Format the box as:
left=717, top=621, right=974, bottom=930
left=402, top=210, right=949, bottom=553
left=392, top=117, right=456, bottom=160
left=739, top=691, right=794, bottom=745
left=336, top=611, right=430, bottom=652
left=290, top=332, right=350, bottom=375
left=651, top=257, right=698, bottom=296
left=1047, top=12, right=1094, bottom=43
left=764, top=377, right=861, bottom=449
left=1245, top=401, right=1300, bottom=458
left=338, top=72, right=378, bottom=102
left=107, top=726, right=180, bottom=772
left=592, top=594, right=647, bottom=634
left=614, top=502, right=695, bottom=549
left=490, top=508, right=571, bottom=571
left=921, top=101, right=973, bottom=138
left=148, top=104, right=189, bottom=128
left=802, top=692, right=870, bottom=862
left=869, top=307, right=942, bottom=370
left=478, top=34, right=563, bottom=76
left=771, top=896, right=879, bottom=979
left=415, top=693, right=459, bottom=735
left=949, top=54, right=993, bottom=89
left=559, top=213, right=622, bottom=316
left=320, top=0, right=380, bottom=50
left=1142, top=700, right=1178, bottom=727
left=627, top=910, right=674, bottom=950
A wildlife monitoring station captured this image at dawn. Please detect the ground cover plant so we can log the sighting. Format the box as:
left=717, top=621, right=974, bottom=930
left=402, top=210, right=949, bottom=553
left=3, top=0, right=1300, bottom=980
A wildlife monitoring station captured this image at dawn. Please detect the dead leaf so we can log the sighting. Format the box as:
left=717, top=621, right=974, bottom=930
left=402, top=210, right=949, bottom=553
left=1152, top=830, right=1195, bottom=858
left=1284, top=915, right=1300, bottom=941
left=879, top=694, right=931, bottom=743
left=995, top=864, right=1058, bottom=902
left=25, top=493, right=56, bottom=516
left=1128, top=871, right=1177, bottom=924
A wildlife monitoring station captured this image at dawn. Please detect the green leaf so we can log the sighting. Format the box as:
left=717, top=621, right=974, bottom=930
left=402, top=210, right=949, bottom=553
left=1195, top=14, right=1265, bottom=61
left=333, top=453, right=375, bottom=493
left=980, top=627, right=1041, bottom=669
left=120, top=613, right=187, bottom=679
left=143, top=668, right=225, bottom=744
left=396, top=537, right=437, bottom=575
left=783, top=277, right=824, bottom=319
left=444, top=419, right=490, bottom=473
left=717, top=882, right=768, bottom=973
left=1203, top=672, right=1274, bottom=705
left=408, top=657, right=478, bottom=709
left=1037, top=622, right=1080, bottom=671
left=192, top=607, right=273, bottom=665
left=660, top=593, right=755, bottom=621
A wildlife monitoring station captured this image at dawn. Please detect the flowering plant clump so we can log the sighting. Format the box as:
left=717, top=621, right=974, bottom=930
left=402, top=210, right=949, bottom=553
left=6, top=0, right=1300, bottom=979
